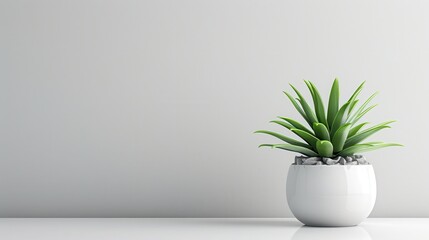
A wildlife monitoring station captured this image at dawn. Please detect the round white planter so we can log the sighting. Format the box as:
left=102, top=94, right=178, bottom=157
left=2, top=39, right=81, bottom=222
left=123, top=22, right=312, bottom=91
left=286, top=164, right=376, bottom=227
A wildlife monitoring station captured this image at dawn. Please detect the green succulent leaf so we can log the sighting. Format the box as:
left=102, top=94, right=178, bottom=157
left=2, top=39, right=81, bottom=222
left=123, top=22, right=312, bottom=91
left=305, top=81, right=328, bottom=127
left=339, top=143, right=402, bottom=156
left=330, top=101, right=350, bottom=135
left=363, top=141, right=385, bottom=145
left=344, top=120, right=396, bottom=148
left=348, top=122, right=370, bottom=137
left=304, top=80, right=315, bottom=97
left=269, top=120, right=293, bottom=130
left=349, top=92, right=379, bottom=124
left=347, top=81, right=365, bottom=104
left=348, top=99, right=359, bottom=118
left=259, top=144, right=318, bottom=157
left=254, top=130, right=311, bottom=148
left=283, top=91, right=311, bottom=125
left=290, top=128, right=319, bottom=149
left=332, top=123, right=352, bottom=152
left=312, top=122, right=330, bottom=140
left=278, top=117, right=313, bottom=135
left=351, top=104, right=378, bottom=125
left=290, top=84, right=318, bottom=125
left=341, top=81, right=365, bottom=123
left=316, top=140, right=334, bottom=157
left=327, top=78, right=340, bottom=128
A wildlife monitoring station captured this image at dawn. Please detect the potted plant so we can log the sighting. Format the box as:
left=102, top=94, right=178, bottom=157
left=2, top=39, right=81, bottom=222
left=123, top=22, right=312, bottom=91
left=255, top=79, right=401, bottom=227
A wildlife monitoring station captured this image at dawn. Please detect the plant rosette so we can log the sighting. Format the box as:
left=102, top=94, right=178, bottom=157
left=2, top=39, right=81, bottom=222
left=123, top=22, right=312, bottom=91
left=256, top=79, right=401, bottom=227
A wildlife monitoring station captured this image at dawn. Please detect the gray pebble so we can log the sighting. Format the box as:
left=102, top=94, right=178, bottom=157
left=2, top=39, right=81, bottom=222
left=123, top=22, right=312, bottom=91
left=326, top=160, right=336, bottom=165
left=354, top=155, right=368, bottom=165
left=323, top=157, right=339, bottom=165
left=302, top=157, right=320, bottom=165
left=295, top=156, right=304, bottom=165
left=357, top=159, right=369, bottom=165
left=301, top=160, right=315, bottom=165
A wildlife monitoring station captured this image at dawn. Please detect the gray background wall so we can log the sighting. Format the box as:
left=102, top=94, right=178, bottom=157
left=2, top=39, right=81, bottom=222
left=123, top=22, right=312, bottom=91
left=0, top=0, right=427, bottom=217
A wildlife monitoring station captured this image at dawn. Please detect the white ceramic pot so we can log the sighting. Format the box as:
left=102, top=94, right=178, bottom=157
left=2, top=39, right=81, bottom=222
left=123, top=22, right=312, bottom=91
left=286, top=164, right=376, bottom=227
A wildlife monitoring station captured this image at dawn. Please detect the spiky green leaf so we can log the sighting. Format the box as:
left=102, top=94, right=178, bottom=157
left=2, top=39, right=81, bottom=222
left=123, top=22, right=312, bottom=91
left=304, top=80, right=315, bottom=97
left=343, top=81, right=365, bottom=121
left=283, top=91, right=310, bottom=125
left=290, top=84, right=318, bottom=124
left=332, top=123, right=352, bottom=152
left=347, top=81, right=365, bottom=103
left=330, top=101, right=350, bottom=135
left=254, top=130, right=311, bottom=148
left=349, top=92, right=379, bottom=124
left=291, top=128, right=319, bottom=149
left=312, top=122, right=330, bottom=140
left=269, top=120, right=293, bottom=130
left=351, top=104, right=378, bottom=125
left=259, top=144, right=319, bottom=156
left=307, top=81, right=328, bottom=127
left=363, top=141, right=385, bottom=145
left=348, top=122, right=370, bottom=137
left=327, top=78, right=340, bottom=128
left=278, top=117, right=313, bottom=135
left=339, top=143, right=402, bottom=156
left=348, top=99, right=359, bottom=118
left=344, top=121, right=396, bottom=148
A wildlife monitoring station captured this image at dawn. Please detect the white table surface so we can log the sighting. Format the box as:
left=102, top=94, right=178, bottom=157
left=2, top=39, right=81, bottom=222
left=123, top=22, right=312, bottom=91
left=0, top=218, right=428, bottom=240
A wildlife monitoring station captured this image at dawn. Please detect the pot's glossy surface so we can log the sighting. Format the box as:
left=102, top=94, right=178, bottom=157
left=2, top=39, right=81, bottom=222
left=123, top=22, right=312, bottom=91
left=286, top=165, right=376, bottom=227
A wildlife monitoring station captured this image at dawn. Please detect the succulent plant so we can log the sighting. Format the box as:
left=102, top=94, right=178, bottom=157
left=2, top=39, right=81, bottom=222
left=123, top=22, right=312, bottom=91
left=255, top=79, right=401, bottom=157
